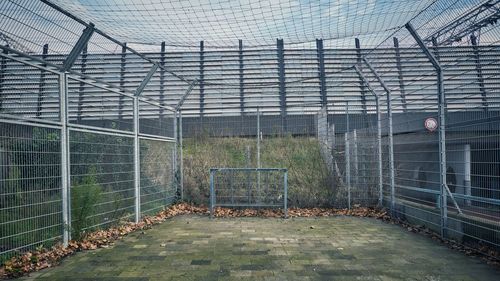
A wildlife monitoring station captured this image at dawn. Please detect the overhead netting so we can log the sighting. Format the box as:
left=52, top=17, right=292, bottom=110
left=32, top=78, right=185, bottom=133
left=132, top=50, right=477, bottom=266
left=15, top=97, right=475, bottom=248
left=2, top=0, right=497, bottom=50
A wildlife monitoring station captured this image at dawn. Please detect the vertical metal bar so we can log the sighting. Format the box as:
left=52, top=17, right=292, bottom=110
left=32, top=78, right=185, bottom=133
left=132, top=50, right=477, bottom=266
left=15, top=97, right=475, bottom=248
left=257, top=107, right=261, bottom=200
left=355, top=38, right=367, bottom=115
left=210, top=170, right=215, bottom=218
left=173, top=109, right=178, bottom=199
left=406, top=23, right=447, bottom=237
left=37, top=44, right=49, bottom=118
left=376, top=97, right=383, bottom=207
left=470, top=34, right=488, bottom=111
left=199, top=41, right=205, bottom=117
left=257, top=107, right=261, bottom=168
left=316, top=39, right=327, bottom=107
left=277, top=39, right=286, bottom=134
left=284, top=170, right=288, bottom=218
left=59, top=72, right=70, bottom=246
left=393, top=37, right=407, bottom=112
left=345, top=101, right=351, bottom=209
left=159, top=41, right=166, bottom=118
left=0, top=47, right=8, bottom=111
left=353, top=129, right=358, bottom=188
left=387, top=86, right=395, bottom=215
left=119, top=43, right=127, bottom=120
left=133, top=96, right=140, bottom=223
left=77, top=44, right=87, bottom=122
left=239, top=39, right=244, bottom=115
left=361, top=58, right=395, bottom=214
left=345, top=132, right=351, bottom=210
left=437, top=68, right=447, bottom=238
left=179, top=110, right=184, bottom=200
left=464, top=144, right=471, bottom=206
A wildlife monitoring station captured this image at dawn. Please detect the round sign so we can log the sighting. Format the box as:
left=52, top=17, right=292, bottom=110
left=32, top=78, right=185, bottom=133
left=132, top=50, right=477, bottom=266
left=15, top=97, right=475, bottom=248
left=424, top=117, right=438, bottom=132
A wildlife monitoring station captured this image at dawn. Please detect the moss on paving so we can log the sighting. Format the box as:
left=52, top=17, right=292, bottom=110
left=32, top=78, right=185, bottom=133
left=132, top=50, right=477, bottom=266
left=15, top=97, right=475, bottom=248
left=22, top=216, right=499, bottom=281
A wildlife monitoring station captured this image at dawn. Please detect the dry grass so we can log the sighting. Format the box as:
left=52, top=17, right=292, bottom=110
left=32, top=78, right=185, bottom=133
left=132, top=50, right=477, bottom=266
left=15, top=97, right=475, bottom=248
left=182, top=136, right=339, bottom=207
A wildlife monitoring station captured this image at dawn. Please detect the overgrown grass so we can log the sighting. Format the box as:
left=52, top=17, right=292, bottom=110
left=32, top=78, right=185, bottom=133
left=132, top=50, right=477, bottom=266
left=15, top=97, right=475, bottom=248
left=183, top=136, right=337, bottom=207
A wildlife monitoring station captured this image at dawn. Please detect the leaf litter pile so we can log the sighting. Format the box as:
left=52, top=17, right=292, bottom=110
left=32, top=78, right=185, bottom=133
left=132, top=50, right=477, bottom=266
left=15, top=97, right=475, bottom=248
left=1, top=203, right=498, bottom=278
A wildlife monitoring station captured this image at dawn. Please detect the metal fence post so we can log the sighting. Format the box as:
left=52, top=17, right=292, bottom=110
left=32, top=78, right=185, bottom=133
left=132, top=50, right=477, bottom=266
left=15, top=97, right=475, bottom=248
left=406, top=22, right=447, bottom=238
left=179, top=110, right=184, bottom=200
left=210, top=169, right=215, bottom=218
left=257, top=107, right=261, bottom=195
left=257, top=107, right=260, bottom=168
left=387, top=89, right=395, bottom=215
left=60, top=72, right=70, bottom=246
left=173, top=109, right=178, bottom=197
left=133, top=96, right=140, bottom=223
left=345, top=101, right=351, bottom=209
left=284, top=170, right=288, bottom=218
left=345, top=132, right=351, bottom=209
left=376, top=96, right=383, bottom=207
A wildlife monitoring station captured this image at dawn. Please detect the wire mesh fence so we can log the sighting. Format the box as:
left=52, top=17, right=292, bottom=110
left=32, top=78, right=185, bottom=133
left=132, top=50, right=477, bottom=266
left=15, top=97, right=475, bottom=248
left=0, top=50, right=179, bottom=261
left=0, top=123, right=62, bottom=260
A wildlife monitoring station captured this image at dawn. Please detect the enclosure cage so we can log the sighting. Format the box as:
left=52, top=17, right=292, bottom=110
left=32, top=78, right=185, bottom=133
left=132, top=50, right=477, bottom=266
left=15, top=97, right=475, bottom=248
left=0, top=0, right=499, bottom=268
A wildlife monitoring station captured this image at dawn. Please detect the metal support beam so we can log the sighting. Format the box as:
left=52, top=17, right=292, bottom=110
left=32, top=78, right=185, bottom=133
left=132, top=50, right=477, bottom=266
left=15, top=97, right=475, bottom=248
left=36, top=44, right=49, bottom=117
left=77, top=44, right=87, bottom=122
left=423, top=0, right=500, bottom=46
left=361, top=58, right=395, bottom=214
left=135, top=63, right=159, bottom=96
left=133, top=96, right=140, bottom=223
left=375, top=97, right=383, bottom=207
left=277, top=39, right=287, bottom=133
left=119, top=43, right=127, bottom=120
left=345, top=101, right=351, bottom=209
left=470, top=34, right=488, bottom=111
left=62, top=23, right=94, bottom=71
left=355, top=38, right=368, bottom=115
left=59, top=72, right=71, bottom=246
left=0, top=46, right=7, bottom=111
left=345, top=131, right=351, bottom=210
left=353, top=65, right=384, bottom=207
left=178, top=110, right=184, bottom=200
left=199, top=41, right=205, bottom=117
left=316, top=39, right=327, bottom=106
left=239, top=39, right=245, bottom=115
left=393, top=37, right=407, bottom=112
left=176, top=78, right=200, bottom=111
left=406, top=22, right=447, bottom=238
left=353, top=66, right=377, bottom=96
left=159, top=41, right=166, bottom=117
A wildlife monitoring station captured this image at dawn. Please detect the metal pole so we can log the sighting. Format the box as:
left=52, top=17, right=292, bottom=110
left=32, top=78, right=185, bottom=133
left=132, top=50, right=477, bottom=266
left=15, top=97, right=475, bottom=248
left=406, top=22, right=447, bottom=238
left=210, top=170, right=215, bottom=218
left=179, top=110, right=184, bottom=200
left=133, top=96, right=140, bottom=223
left=284, top=170, right=288, bottom=218
left=345, top=132, right=351, bottom=210
left=173, top=110, right=178, bottom=199
left=361, top=59, right=395, bottom=214
left=345, top=101, right=351, bottom=209
left=376, top=97, right=383, bottom=207
left=257, top=107, right=261, bottom=168
left=257, top=107, right=261, bottom=200
left=59, top=72, right=70, bottom=246
left=387, top=87, right=395, bottom=215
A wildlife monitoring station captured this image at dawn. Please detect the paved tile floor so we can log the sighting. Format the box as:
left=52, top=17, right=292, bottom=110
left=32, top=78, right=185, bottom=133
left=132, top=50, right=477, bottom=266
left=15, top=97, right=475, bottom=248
left=23, top=216, right=499, bottom=281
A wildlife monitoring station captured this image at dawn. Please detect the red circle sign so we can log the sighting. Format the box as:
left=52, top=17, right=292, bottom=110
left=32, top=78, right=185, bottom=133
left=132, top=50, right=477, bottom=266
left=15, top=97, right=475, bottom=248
left=424, top=117, right=438, bottom=132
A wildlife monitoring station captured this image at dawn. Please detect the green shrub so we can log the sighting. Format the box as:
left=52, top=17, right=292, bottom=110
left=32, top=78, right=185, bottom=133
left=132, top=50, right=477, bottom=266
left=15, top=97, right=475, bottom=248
left=70, top=167, right=103, bottom=240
